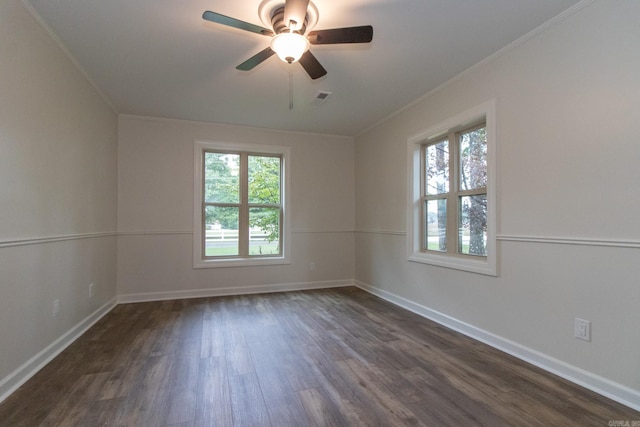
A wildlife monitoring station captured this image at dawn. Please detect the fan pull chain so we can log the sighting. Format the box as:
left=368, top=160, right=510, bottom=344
left=289, top=71, right=294, bottom=110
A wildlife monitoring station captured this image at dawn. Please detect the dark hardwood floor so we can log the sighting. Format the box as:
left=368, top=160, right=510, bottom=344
left=1, top=287, right=638, bottom=426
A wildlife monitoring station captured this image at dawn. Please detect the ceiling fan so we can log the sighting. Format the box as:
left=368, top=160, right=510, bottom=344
left=202, top=0, right=373, bottom=80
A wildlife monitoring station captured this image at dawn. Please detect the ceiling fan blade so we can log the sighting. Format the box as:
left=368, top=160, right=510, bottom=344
left=298, top=51, right=327, bottom=80
left=307, top=25, right=373, bottom=44
left=203, top=11, right=274, bottom=37
left=284, top=0, right=310, bottom=32
left=236, top=47, right=276, bottom=71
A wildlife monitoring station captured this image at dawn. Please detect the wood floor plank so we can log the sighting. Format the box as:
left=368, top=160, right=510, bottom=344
left=228, top=372, right=270, bottom=427
left=164, top=355, right=199, bottom=425
left=399, top=365, right=511, bottom=427
left=1, top=287, right=638, bottom=427
left=303, top=354, right=387, bottom=426
left=113, top=354, right=174, bottom=426
left=172, top=304, right=204, bottom=359
left=96, top=327, right=159, bottom=401
left=149, top=310, right=182, bottom=358
left=78, top=397, right=126, bottom=427
left=339, top=358, right=424, bottom=426
left=568, top=392, right=640, bottom=425
left=199, top=302, right=225, bottom=359
left=40, top=371, right=111, bottom=426
left=249, top=332, right=323, bottom=424
left=297, top=386, right=350, bottom=427
left=194, top=356, right=232, bottom=427
left=288, top=311, right=353, bottom=362
left=220, top=299, right=254, bottom=377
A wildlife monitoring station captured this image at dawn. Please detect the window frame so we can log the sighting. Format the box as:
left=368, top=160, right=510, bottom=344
left=407, top=100, right=497, bottom=276
left=193, top=140, right=291, bottom=268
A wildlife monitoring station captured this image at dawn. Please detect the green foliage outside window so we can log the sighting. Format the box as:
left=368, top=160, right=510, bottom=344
left=204, top=152, right=281, bottom=246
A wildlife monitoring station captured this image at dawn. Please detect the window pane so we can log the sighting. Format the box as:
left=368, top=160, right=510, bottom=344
left=459, top=195, right=487, bottom=256
left=425, top=140, right=449, bottom=195
left=249, top=155, right=281, bottom=204
left=425, top=199, right=447, bottom=252
left=204, top=206, right=239, bottom=256
left=249, top=207, right=280, bottom=255
left=459, top=127, right=487, bottom=191
left=204, top=152, right=239, bottom=203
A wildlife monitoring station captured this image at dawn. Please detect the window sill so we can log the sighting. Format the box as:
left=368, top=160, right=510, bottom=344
left=193, top=256, right=291, bottom=269
left=408, top=251, right=496, bottom=276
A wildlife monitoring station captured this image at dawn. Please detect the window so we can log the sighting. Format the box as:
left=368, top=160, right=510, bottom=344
left=407, top=100, right=496, bottom=275
left=194, top=141, right=290, bottom=268
left=424, top=124, right=487, bottom=255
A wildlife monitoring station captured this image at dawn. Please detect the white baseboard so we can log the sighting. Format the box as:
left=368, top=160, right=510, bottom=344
left=117, top=279, right=354, bottom=304
left=0, top=298, right=117, bottom=404
left=354, top=280, right=640, bottom=412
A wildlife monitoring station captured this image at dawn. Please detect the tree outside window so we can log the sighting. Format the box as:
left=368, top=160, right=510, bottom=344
left=423, top=124, right=487, bottom=257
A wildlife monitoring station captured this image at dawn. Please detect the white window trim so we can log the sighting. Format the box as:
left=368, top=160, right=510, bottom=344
left=193, top=140, right=291, bottom=268
left=406, top=100, right=497, bottom=276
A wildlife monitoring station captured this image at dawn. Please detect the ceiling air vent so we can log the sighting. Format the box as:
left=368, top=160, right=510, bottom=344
left=312, top=91, right=332, bottom=105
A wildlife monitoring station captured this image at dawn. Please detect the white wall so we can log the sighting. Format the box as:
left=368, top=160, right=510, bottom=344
left=355, top=0, right=640, bottom=408
left=117, top=116, right=354, bottom=299
left=0, top=0, right=118, bottom=398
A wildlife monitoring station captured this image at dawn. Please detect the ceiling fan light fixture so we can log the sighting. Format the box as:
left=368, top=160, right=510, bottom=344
left=270, top=32, right=310, bottom=64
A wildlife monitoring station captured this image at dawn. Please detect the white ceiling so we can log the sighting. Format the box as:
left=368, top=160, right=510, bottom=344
left=25, top=0, right=582, bottom=136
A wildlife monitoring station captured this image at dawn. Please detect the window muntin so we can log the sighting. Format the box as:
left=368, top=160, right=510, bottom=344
left=421, top=123, right=487, bottom=257
left=203, top=151, right=283, bottom=259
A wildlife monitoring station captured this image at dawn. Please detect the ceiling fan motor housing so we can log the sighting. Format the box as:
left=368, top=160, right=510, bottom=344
left=271, top=6, right=308, bottom=35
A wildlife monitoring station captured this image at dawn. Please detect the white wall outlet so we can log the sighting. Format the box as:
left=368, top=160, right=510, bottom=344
left=52, top=299, right=60, bottom=318
left=575, top=318, right=591, bottom=342
left=89, top=283, right=94, bottom=299
left=309, top=262, right=316, bottom=271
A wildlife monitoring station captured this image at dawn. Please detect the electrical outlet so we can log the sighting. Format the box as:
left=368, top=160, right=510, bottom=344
left=575, top=318, right=591, bottom=342
left=309, top=262, right=316, bottom=271
left=53, top=299, right=60, bottom=318
left=89, top=283, right=94, bottom=299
